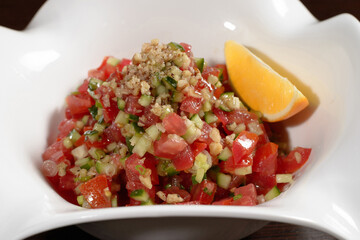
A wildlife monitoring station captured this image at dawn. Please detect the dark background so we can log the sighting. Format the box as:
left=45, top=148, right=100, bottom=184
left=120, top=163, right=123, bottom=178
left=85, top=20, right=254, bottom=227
left=1, top=0, right=358, bottom=239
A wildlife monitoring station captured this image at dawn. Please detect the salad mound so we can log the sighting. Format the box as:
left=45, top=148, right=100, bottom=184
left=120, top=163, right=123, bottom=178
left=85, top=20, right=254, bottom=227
left=42, top=40, right=311, bottom=208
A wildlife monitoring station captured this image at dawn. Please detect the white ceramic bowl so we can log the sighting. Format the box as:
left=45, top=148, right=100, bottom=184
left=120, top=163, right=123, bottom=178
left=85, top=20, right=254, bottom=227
left=1, top=0, right=360, bottom=239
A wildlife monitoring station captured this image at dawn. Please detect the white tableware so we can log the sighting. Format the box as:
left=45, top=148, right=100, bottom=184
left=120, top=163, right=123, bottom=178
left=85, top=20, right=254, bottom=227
left=1, top=0, right=359, bottom=239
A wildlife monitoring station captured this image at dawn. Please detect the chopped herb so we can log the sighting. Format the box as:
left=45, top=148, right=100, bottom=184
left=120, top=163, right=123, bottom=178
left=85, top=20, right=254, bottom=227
left=203, top=187, right=213, bottom=196
left=129, top=114, right=139, bottom=122
left=233, top=193, right=243, bottom=201
left=135, top=165, right=146, bottom=175
left=126, top=137, right=134, bottom=153
left=84, top=130, right=98, bottom=136
left=168, top=42, right=185, bottom=52
left=164, top=184, right=172, bottom=189
left=88, top=105, right=98, bottom=119
left=132, top=122, right=144, bottom=133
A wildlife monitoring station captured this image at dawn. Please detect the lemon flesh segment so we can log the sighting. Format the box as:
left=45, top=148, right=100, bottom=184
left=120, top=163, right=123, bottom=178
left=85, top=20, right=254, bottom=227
left=225, top=40, right=309, bottom=122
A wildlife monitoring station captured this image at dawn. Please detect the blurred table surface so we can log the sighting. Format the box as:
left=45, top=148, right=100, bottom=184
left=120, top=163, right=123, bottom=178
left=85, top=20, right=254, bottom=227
left=1, top=0, right=358, bottom=239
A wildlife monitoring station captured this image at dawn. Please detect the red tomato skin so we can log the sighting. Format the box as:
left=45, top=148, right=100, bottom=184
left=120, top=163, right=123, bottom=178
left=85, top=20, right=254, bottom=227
left=191, top=180, right=217, bottom=204
left=277, top=147, right=311, bottom=174
left=253, top=142, right=278, bottom=175
left=232, top=131, right=259, bottom=167
left=214, top=64, right=229, bottom=82
left=162, top=113, right=187, bottom=136
left=103, top=123, right=125, bottom=143
left=66, top=94, right=93, bottom=116
left=212, top=197, right=233, bottom=205
left=117, top=58, right=131, bottom=72
left=57, top=119, right=76, bottom=138
left=172, top=145, right=194, bottom=171
left=214, top=86, right=225, bottom=99
left=202, top=67, right=220, bottom=81
left=190, top=142, right=207, bottom=157
left=139, top=106, right=160, bottom=128
left=180, top=96, right=203, bottom=114
left=124, top=95, right=144, bottom=116
left=197, top=122, right=212, bottom=145
left=232, top=183, right=257, bottom=205
left=78, top=80, right=89, bottom=94
left=79, top=175, right=112, bottom=208
left=42, top=140, right=64, bottom=162
left=154, top=133, right=188, bottom=159
left=246, top=173, right=276, bottom=195
left=164, top=186, right=191, bottom=202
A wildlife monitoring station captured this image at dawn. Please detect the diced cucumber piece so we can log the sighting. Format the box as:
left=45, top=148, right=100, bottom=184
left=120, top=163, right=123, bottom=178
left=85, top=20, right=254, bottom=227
left=264, top=186, right=281, bottom=201
left=82, top=115, right=89, bottom=124
left=88, top=147, right=105, bottom=160
left=106, top=56, right=120, bottom=66
left=151, top=72, right=161, bottom=88
left=75, top=157, right=94, bottom=170
left=168, top=42, right=185, bottom=52
left=77, top=195, right=84, bottom=206
left=93, top=123, right=106, bottom=133
left=219, top=104, right=231, bottom=112
left=218, top=147, right=232, bottom=161
left=84, top=130, right=99, bottom=142
left=141, top=199, right=154, bottom=205
left=69, top=129, right=81, bottom=143
left=129, top=133, right=142, bottom=146
left=138, top=95, right=153, bottom=107
left=220, top=92, right=235, bottom=98
left=193, top=153, right=211, bottom=183
left=115, top=111, right=129, bottom=125
left=71, top=145, right=88, bottom=160
left=95, top=100, right=103, bottom=108
left=132, top=122, right=144, bottom=134
left=182, top=124, right=201, bottom=144
left=132, top=135, right=152, bottom=157
left=63, top=137, right=73, bottom=149
left=156, top=85, right=167, bottom=96
left=202, top=100, right=212, bottom=112
left=96, top=161, right=108, bottom=174
left=204, top=111, right=218, bottom=124
left=88, top=78, right=103, bottom=91
left=117, top=98, right=125, bottom=110
left=119, top=156, right=128, bottom=168
left=194, top=58, right=205, bottom=72
left=157, top=159, right=179, bottom=177
left=145, top=125, right=160, bottom=141
left=190, top=114, right=204, bottom=129
left=172, top=91, right=184, bottom=103
left=234, top=166, right=252, bottom=176
left=111, top=195, right=118, bottom=207
left=276, top=174, right=293, bottom=183
left=163, top=76, right=177, bottom=90
left=217, top=172, right=231, bottom=189
left=129, top=114, right=139, bottom=122
left=130, top=189, right=150, bottom=202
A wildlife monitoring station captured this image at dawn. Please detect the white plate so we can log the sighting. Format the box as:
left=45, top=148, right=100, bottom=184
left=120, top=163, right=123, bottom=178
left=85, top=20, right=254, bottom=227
left=0, top=0, right=360, bottom=239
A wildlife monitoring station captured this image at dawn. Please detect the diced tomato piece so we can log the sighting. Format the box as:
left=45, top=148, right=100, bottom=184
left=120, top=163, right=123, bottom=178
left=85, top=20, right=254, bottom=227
left=117, top=58, right=131, bottom=72
left=154, top=133, right=188, bottom=159
left=246, top=173, right=276, bottom=195
left=124, top=95, right=144, bottom=116
left=227, top=109, right=258, bottom=125
left=138, top=106, right=160, bottom=128
left=213, top=108, right=228, bottom=126
left=42, top=140, right=64, bottom=162
left=144, top=154, right=159, bottom=185
left=257, top=124, right=270, bottom=146
left=197, top=122, right=212, bottom=145
left=66, top=94, right=93, bottom=116
left=232, top=183, right=257, bottom=206
left=195, top=77, right=213, bottom=91
left=172, top=145, right=194, bottom=171
left=103, top=123, right=125, bottom=143
left=190, top=141, right=207, bottom=157
left=253, top=142, right=278, bottom=175
left=214, top=86, right=225, bottom=99
left=162, top=112, right=187, bottom=136
left=163, top=186, right=191, bottom=203
left=88, top=69, right=106, bottom=81
left=59, top=172, right=76, bottom=190
left=78, top=80, right=89, bottom=94
left=57, top=119, right=76, bottom=138
left=191, top=180, right=217, bottom=204
left=277, top=147, right=311, bottom=174
left=180, top=96, right=203, bottom=114
left=79, top=175, right=111, bottom=208
left=214, top=64, right=229, bottom=82
left=202, top=66, right=220, bottom=81
left=179, top=42, right=192, bottom=57
left=212, top=197, right=233, bottom=205
left=232, top=131, right=259, bottom=167
left=94, top=85, right=119, bottom=123
left=85, top=137, right=110, bottom=149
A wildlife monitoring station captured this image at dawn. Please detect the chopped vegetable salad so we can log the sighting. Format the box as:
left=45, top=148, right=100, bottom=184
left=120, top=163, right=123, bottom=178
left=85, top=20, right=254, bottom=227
left=42, top=40, right=311, bottom=208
